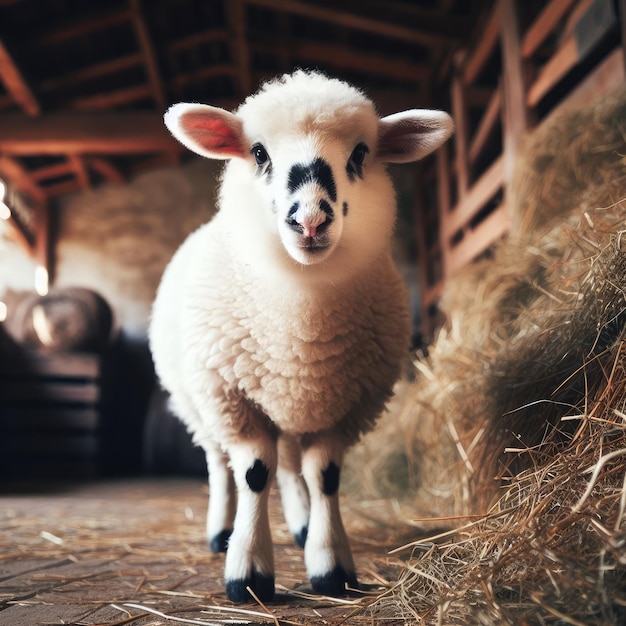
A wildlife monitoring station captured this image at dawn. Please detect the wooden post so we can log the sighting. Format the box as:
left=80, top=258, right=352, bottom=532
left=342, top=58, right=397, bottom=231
left=228, top=0, right=252, bottom=97
left=436, top=142, right=452, bottom=281
left=618, top=0, right=626, bottom=67
left=413, top=169, right=431, bottom=339
left=499, top=0, right=528, bottom=189
left=451, top=51, right=469, bottom=202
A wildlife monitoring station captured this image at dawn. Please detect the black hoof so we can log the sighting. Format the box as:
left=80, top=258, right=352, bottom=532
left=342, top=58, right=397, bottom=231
left=294, top=526, right=308, bottom=548
left=311, top=565, right=358, bottom=596
left=226, top=569, right=275, bottom=603
left=210, top=529, right=232, bottom=554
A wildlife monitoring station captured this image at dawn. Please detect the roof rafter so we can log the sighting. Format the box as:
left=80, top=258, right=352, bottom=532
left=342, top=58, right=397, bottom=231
left=246, top=0, right=462, bottom=47
left=130, top=0, right=167, bottom=109
left=0, top=112, right=180, bottom=154
left=0, top=37, right=40, bottom=115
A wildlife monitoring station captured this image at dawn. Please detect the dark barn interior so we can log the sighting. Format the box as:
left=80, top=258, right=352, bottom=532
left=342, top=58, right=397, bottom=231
left=1, top=0, right=625, bottom=624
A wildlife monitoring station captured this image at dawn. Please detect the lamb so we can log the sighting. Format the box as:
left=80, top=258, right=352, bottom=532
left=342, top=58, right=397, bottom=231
left=149, top=70, right=453, bottom=603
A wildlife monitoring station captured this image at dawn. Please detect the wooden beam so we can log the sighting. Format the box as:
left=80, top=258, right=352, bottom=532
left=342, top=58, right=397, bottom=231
left=86, top=157, right=125, bottom=184
left=0, top=112, right=179, bottom=154
left=499, top=0, right=527, bottom=186
left=171, top=65, right=237, bottom=90
left=229, top=0, right=252, bottom=97
left=67, top=155, right=90, bottom=190
left=69, top=83, right=154, bottom=110
left=526, top=37, right=578, bottom=107
left=451, top=53, right=469, bottom=200
left=5, top=211, right=34, bottom=252
left=245, top=0, right=460, bottom=47
left=42, top=179, right=81, bottom=198
left=130, top=0, right=167, bottom=109
left=620, top=0, right=626, bottom=71
left=522, top=0, right=578, bottom=58
left=436, top=143, right=452, bottom=279
left=252, top=41, right=430, bottom=83
left=537, top=47, right=624, bottom=124
left=36, top=9, right=132, bottom=46
left=31, top=161, right=74, bottom=182
left=444, top=155, right=504, bottom=239
left=40, top=53, right=143, bottom=92
left=469, top=87, right=502, bottom=165
left=0, top=38, right=40, bottom=115
left=463, top=3, right=501, bottom=85
left=447, top=203, right=509, bottom=275
left=0, top=155, right=46, bottom=204
left=169, top=30, right=228, bottom=54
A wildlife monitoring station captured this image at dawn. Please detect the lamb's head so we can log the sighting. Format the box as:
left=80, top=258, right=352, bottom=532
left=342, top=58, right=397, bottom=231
left=164, top=70, right=452, bottom=279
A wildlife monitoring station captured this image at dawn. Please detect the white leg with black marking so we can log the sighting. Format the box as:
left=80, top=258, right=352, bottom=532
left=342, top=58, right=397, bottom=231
left=276, top=434, right=310, bottom=548
left=205, top=442, right=236, bottom=553
left=301, top=434, right=357, bottom=596
left=223, top=437, right=277, bottom=603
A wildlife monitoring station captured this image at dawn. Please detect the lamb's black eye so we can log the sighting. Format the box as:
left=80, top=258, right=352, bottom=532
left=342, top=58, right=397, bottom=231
left=251, top=143, right=269, bottom=165
left=351, top=143, right=368, bottom=165
left=347, top=142, right=369, bottom=180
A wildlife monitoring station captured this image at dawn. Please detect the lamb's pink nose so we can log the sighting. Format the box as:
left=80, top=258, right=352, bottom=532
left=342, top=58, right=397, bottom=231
left=302, top=218, right=322, bottom=238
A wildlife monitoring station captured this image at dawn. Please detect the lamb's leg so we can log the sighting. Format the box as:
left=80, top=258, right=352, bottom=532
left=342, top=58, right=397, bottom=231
left=205, top=442, right=235, bottom=553
left=223, top=434, right=277, bottom=603
left=276, top=434, right=310, bottom=548
left=301, top=433, right=357, bottom=596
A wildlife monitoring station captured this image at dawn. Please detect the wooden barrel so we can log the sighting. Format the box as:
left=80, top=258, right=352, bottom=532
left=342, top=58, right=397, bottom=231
left=16, top=288, right=114, bottom=354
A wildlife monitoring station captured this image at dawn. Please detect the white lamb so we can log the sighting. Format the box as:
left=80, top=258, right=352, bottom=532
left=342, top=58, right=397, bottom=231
left=149, top=70, right=452, bottom=603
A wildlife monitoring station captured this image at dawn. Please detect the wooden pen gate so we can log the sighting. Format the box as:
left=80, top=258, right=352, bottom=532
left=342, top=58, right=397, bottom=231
left=416, top=0, right=625, bottom=336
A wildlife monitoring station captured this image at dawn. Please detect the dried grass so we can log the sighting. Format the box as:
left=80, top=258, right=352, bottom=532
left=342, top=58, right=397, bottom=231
left=366, top=345, right=626, bottom=625
left=346, top=90, right=626, bottom=624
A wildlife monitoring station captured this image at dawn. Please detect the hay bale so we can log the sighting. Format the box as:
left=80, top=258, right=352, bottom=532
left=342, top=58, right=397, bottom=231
left=14, top=287, right=114, bottom=354
left=348, top=90, right=626, bottom=624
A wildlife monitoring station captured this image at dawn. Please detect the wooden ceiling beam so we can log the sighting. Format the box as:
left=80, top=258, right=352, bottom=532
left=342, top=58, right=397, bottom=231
left=229, top=0, right=252, bottom=97
left=70, top=83, right=153, bottom=110
left=130, top=0, right=167, bottom=109
left=0, top=155, right=46, bottom=204
left=522, top=0, right=578, bottom=58
left=245, top=0, right=458, bottom=48
left=0, top=38, right=40, bottom=115
left=253, top=40, right=430, bottom=83
left=36, top=9, right=132, bottom=46
left=31, top=161, right=74, bottom=182
left=171, top=65, right=237, bottom=90
left=5, top=211, right=34, bottom=252
left=67, top=155, right=90, bottom=189
left=40, top=53, right=144, bottom=92
left=169, top=29, right=228, bottom=54
left=86, top=157, right=125, bottom=184
left=0, top=112, right=179, bottom=154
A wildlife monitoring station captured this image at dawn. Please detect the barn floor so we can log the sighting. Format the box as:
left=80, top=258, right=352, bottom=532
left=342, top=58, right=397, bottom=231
left=0, top=478, right=416, bottom=626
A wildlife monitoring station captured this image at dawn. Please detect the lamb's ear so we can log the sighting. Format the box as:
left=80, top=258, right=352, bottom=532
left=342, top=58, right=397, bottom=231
left=164, top=103, right=245, bottom=159
left=378, top=110, right=454, bottom=163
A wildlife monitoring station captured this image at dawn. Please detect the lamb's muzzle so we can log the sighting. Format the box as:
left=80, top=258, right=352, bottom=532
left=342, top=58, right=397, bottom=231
left=150, top=69, right=453, bottom=603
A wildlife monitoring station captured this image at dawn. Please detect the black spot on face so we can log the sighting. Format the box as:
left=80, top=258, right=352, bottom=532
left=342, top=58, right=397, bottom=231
left=342, top=202, right=348, bottom=216
left=321, top=461, right=340, bottom=496
left=318, top=199, right=334, bottom=220
left=287, top=158, right=337, bottom=203
left=246, top=459, right=269, bottom=493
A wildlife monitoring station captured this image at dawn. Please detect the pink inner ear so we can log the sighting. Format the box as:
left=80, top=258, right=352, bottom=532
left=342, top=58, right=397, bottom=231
left=181, top=112, right=244, bottom=157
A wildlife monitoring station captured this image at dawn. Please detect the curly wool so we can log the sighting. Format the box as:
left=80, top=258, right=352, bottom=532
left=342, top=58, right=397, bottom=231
left=151, top=215, right=409, bottom=450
